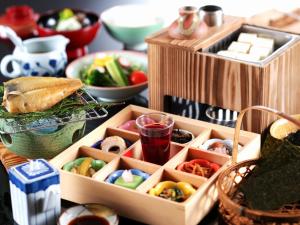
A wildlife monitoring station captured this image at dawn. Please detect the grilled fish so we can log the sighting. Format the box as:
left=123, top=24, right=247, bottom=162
left=2, top=77, right=83, bottom=113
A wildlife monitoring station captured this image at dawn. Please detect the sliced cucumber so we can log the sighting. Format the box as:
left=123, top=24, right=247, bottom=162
left=105, top=59, right=128, bottom=86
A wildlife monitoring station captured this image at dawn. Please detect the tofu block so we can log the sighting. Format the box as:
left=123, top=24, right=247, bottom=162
left=217, top=50, right=260, bottom=62
left=235, top=52, right=261, bottom=62
left=217, top=50, right=237, bottom=58
left=228, top=41, right=251, bottom=53
left=238, top=33, right=257, bottom=45
left=249, top=46, right=272, bottom=60
left=253, top=37, right=275, bottom=51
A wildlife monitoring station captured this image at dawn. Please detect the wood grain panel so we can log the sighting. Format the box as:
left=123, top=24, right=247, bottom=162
left=147, top=32, right=300, bottom=133
left=146, top=16, right=244, bottom=52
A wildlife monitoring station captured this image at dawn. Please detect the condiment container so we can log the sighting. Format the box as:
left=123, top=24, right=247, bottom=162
left=8, top=159, right=60, bottom=225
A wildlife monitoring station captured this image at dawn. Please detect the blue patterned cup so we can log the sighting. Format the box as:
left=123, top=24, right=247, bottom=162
left=0, top=35, right=69, bottom=77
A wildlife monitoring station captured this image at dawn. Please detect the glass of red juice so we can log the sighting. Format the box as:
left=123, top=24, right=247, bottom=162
left=136, top=113, right=174, bottom=165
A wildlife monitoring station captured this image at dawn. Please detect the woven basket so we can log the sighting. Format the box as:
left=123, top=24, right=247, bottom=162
left=217, top=106, right=300, bottom=225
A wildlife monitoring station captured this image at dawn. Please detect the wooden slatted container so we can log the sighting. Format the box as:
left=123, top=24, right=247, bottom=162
left=146, top=15, right=300, bottom=133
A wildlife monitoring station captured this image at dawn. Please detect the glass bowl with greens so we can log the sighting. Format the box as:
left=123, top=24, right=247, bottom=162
left=66, top=51, right=148, bottom=102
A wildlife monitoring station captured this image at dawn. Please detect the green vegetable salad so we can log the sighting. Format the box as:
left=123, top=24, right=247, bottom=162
left=80, top=54, right=147, bottom=87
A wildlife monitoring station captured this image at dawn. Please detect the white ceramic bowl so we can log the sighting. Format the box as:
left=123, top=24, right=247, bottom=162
left=66, top=50, right=148, bottom=102
left=101, top=4, right=164, bottom=50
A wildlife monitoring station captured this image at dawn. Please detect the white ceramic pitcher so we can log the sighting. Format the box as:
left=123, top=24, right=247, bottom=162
left=1, top=35, right=69, bottom=77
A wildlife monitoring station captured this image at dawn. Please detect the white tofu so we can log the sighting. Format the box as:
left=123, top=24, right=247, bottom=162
left=228, top=41, right=251, bottom=53
left=217, top=50, right=237, bottom=58
left=252, top=37, right=275, bottom=51
left=249, top=46, right=272, bottom=60
left=235, top=52, right=261, bottom=62
left=217, top=50, right=260, bottom=62
left=238, top=33, right=257, bottom=45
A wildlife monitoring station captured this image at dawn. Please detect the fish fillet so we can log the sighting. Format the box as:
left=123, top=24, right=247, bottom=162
left=2, top=77, right=83, bottom=113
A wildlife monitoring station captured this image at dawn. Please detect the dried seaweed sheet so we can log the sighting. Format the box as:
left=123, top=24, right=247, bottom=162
left=240, top=137, right=300, bottom=210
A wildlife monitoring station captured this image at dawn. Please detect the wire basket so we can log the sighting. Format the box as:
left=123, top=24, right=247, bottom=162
left=217, top=105, right=300, bottom=224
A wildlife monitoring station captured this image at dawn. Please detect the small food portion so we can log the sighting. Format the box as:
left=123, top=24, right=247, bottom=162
left=80, top=54, right=147, bottom=87
left=46, top=8, right=91, bottom=31
left=100, top=136, right=127, bottom=154
left=106, top=169, right=150, bottom=189
left=208, top=141, right=232, bottom=155
left=2, top=77, right=82, bottom=113
left=118, top=118, right=155, bottom=133
left=217, top=32, right=275, bottom=61
left=201, top=139, right=234, bottom=155
left=171, top=129, right=194, bottom=144
left=63, top=157, right=106, bottom=177
left=149, top=181, right=196, bottom=202
left=177, top=159, right=220, bottom=178
left=118, top=120, right=139, bottom=133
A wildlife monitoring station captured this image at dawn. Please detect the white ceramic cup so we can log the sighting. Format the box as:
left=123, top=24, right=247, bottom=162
left=0, top=35, right=69, bottom=78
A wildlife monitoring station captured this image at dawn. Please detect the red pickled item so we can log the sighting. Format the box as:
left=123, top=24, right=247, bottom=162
left=177, top=159, right=220, bottom=178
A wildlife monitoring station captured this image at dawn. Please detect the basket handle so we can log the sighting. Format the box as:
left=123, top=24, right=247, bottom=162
left=232, top=105, right=300, bottom=164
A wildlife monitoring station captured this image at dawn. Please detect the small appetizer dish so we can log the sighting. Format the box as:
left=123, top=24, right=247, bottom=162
left=58, top=203, right=119, bottom=225
left=149, top=181, right=196, bottom=202
left=118, top=120, right=139, bottom=133
left=118, top=117, right=155, bottom=133
left=98, top=136, right=128, bottom=154
left=201, top=138, right=237, bottom=155
left=177, top=159, right=220, bottom=178
left=171, top=129, right=194, bottom=144
left=66, top=51, right=148, bottom=102
left=37, top=8, right=101, bottom=60
left=106, top=169, right=150, bottom=189
left=62, top=157, right=106, bottom=177
left=91, top=135, right=133, bottom=154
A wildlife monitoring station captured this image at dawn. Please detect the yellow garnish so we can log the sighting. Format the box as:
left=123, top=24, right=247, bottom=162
left=93, top=55, right=114, bottom=67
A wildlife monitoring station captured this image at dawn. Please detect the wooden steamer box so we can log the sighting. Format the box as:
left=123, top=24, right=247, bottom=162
left=146, top=16, right=300, bottom=133
left=50, top=105, right=260, bottom=225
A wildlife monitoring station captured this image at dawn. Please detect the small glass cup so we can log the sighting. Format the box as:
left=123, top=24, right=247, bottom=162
left=136, top=113, right=174, bottom=165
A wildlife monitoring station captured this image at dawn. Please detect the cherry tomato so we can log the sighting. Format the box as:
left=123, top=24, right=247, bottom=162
left=129, top=71, right=147, bottom=85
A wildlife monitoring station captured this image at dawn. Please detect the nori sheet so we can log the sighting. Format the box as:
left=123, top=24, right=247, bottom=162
left=239, top=132, right=300, bottom=211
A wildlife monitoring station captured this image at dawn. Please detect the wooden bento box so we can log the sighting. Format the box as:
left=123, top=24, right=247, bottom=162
left=146, top=15, right=300, bottom=133
left=50, top=105, right=260, bottom=225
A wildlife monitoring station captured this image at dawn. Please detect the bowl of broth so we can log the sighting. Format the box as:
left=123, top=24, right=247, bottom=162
left=58, top=204, right=119, bottom=225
